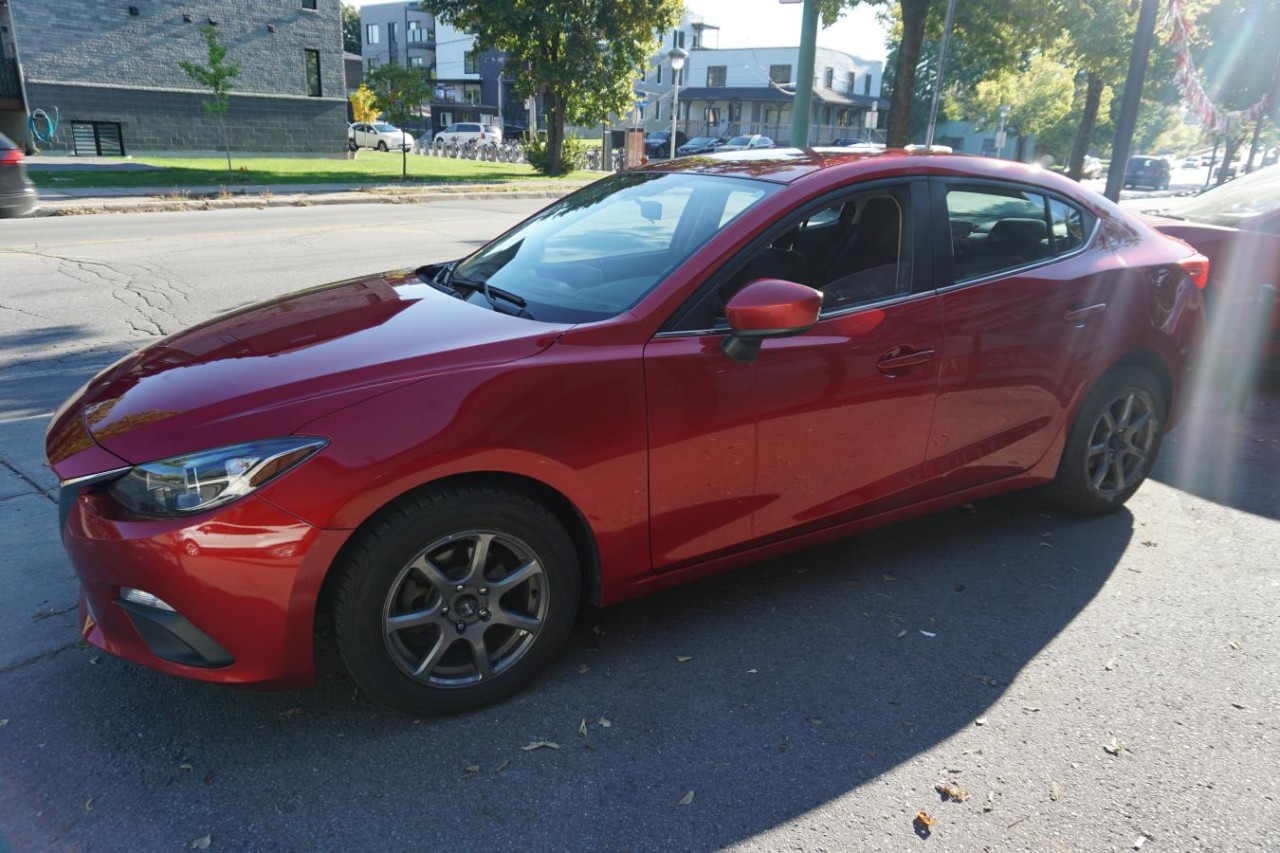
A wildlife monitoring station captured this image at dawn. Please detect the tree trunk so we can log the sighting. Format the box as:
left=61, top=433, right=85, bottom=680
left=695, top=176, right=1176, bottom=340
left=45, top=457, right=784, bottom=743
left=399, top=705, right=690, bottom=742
left=545, top=87, right=565, bottom=176
left=1216, top=133, right=1241, bottom=186
left=887, top=0, right=931, bottom=148
left=1068, top=71, right=1104, bottom=181
left=218, top=113, right=233, bottom=182
left=402, top=139, right=408, bottom=180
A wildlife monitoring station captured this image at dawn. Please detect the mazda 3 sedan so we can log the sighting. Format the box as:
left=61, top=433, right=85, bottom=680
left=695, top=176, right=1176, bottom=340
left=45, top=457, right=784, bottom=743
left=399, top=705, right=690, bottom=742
left=49, top=149, right=1207, bottom=714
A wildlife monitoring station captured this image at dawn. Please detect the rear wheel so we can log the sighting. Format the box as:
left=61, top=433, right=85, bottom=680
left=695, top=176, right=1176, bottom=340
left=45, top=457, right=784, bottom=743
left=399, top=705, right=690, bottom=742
left=332, top=486, right=580, bottom=714
left=377, top=140, right=389, bottom=152
left=1044, top=366, right=1166, bottom=515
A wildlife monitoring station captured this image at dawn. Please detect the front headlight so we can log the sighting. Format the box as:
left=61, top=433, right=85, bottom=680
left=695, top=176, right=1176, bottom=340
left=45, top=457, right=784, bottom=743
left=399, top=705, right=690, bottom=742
left=108, top=437, right=327, bottom=517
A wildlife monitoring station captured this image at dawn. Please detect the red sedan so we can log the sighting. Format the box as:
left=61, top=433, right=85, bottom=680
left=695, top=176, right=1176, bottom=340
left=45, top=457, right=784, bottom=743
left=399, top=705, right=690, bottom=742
left=1141, top=165, right=1280, bottom=369
left=48, top=150, right=1207, bottom=714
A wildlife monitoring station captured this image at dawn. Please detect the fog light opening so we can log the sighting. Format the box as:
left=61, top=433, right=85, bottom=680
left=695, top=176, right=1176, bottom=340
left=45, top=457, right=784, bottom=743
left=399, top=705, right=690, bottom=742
left=121, top=587, right=176, bottom=612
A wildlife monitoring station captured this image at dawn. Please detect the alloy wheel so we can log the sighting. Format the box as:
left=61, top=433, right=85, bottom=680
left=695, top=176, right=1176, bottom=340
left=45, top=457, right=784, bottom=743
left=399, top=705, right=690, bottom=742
left=381, top=530, right=547, bottom=687
left=1084, top=388, right=1159, bottom=497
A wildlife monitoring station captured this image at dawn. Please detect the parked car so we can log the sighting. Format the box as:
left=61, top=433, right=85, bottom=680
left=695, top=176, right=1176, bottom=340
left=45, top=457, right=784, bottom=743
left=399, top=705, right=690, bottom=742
left=715, top=134, right=775, bottom=152
left=675, top=135, right=727, bottom=156
left=1183, top=155, right=1201, bottom=169
left=349, top=122, right=414, bottom=152
left=433, top=122, right=502, bottom=149
left=1142, top=164, right=1280, bottom=369
left=1124, top=155, right=1171, bottom=190
left=49, top=150, right=1206, bottom=715
left=643, top=130, right=688, bottom=159
left=0, top=132, right=37, bottom=218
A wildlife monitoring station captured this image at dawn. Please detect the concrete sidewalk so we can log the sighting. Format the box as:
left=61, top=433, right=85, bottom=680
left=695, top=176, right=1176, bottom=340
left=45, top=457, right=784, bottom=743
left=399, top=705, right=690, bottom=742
left=30, top=179, right=599, bottom=216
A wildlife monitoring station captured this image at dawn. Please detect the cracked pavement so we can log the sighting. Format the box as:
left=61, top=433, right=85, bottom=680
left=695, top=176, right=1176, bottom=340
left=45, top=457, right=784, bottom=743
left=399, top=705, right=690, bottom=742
left=1, top=202, right=1278, bottom=851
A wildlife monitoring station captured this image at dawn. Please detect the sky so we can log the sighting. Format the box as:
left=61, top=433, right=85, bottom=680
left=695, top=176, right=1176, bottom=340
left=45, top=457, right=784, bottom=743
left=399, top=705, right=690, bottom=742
left=350, top=2, right=892, bottom=63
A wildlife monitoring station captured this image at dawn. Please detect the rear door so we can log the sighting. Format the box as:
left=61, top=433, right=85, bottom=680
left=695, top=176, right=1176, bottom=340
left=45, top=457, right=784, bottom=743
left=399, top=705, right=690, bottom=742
left=925, top=179, right=1115, bottom=490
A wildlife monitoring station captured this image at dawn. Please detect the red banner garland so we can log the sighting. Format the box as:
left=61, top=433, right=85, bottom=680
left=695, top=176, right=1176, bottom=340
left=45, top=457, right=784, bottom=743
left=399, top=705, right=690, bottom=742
left=1164, top=0, right=1268, bottom=134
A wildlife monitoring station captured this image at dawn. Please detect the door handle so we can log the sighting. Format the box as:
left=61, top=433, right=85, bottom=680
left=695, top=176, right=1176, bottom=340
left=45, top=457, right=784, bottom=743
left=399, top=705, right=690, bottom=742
left=1064, top=303, right=1107, bottom=326
left=876, top=348, right=935, bottom=374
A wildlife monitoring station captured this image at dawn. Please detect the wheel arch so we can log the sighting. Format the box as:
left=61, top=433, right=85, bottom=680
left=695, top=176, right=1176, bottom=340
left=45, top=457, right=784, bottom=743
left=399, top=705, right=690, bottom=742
left=1108, top=348, right=1174, bottom=426
left=316, top=470, right=603, bottom=624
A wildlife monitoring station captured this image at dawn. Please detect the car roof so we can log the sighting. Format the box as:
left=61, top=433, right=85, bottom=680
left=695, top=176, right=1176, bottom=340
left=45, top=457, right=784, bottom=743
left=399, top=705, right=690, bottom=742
left=642, top=147, right=1097, bottom=197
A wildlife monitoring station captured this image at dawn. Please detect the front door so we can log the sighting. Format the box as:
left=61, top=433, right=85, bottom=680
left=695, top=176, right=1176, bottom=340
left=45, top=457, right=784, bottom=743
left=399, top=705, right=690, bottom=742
left=646, top=181, right=942, bottom=569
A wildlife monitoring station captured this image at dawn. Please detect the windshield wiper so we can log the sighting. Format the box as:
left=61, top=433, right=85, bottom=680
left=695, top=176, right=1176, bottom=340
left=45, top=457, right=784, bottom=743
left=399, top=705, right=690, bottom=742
left=445, top=267, right=531, bottom=317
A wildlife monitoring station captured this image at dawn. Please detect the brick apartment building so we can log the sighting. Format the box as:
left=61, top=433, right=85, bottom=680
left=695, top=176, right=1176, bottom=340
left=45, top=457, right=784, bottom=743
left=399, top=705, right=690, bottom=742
left=0, top=0, right=347, bottom=154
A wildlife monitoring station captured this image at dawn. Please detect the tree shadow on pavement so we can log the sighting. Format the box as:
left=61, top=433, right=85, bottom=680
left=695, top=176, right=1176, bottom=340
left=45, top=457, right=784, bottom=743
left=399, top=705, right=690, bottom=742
left=2, top=488, right=1133, bottom=851
left=0, top=327, right=136, bottom=422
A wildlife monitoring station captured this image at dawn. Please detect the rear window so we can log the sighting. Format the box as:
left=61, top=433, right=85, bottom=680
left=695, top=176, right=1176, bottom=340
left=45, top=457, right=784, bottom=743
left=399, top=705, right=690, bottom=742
left=465, top=123, right=482, bottom=132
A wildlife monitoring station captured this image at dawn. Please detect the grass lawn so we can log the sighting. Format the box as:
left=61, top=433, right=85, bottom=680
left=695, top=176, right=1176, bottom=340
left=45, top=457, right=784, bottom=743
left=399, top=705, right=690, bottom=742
left=28, top=150, right=599, bottom=190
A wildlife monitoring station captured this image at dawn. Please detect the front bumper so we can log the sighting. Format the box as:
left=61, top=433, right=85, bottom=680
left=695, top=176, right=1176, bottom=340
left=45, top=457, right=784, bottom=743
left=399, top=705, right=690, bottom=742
left=0, top=184, right=37, bottom=218
left=63, top=484, right=349, bottom=690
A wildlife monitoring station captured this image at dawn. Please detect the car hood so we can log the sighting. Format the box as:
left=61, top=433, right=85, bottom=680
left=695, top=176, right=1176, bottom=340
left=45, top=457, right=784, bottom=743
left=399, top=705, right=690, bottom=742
left=54, top=271, right=568, bottom=467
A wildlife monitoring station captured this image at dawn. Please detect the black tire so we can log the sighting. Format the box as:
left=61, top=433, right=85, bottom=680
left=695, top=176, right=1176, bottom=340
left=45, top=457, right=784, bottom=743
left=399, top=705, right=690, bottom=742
left=332, top=486, right=580, bottom=715
left=348, top=138, right=358, bottom=152
left=1043, top=365, right=1166, bottom=515
left=377, top=140, right=388, bottom=152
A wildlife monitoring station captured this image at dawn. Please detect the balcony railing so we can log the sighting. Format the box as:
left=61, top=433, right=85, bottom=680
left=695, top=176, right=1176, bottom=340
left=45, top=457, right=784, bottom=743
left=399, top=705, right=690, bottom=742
left=0, top=58, right=22, bottom=101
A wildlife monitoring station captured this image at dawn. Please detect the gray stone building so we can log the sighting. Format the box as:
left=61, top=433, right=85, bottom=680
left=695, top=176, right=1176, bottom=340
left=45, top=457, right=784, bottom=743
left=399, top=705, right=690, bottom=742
left=0, top=0, right=347, bottom=155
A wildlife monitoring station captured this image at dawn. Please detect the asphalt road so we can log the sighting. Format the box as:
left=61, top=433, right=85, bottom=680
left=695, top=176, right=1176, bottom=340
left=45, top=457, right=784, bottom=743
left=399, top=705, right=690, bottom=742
left=1, top=203, right=1278, bottom=852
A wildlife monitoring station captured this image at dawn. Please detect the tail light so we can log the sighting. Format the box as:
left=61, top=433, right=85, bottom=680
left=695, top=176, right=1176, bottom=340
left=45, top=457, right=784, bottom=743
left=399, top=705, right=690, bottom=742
left=1178, top=253, right=1210, bottom=289
left=0, top=148, right=23, bottom=165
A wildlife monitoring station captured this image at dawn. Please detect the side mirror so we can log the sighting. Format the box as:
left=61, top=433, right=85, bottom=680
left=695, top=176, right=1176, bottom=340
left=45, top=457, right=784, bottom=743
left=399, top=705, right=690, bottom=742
left=721, top=278, right=823, bottom=363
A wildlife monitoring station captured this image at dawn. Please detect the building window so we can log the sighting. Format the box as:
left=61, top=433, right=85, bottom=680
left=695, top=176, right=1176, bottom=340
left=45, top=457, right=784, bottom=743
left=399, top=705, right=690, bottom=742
left=672, top=30, right=686, bottom=49
left=305, top=49, right=322, bottom=97
left=847, top=71, right=856, bottom=93
left=657, top=64, right=663, bottom=85
left=410, top=56, right=425, bottom=68
left=823, top=67, right=834, bottom=88
left=864, top=75, right=872, bottom=95
left=302, top=0, right=317, bottom=9
left=408, top=20, right=427, bottom=43
left=366, top=56, right=380, bottom=71
left=464, top=50, right=477, bottom=74
left=366, top=23, right=379, bottom=44
left=707, top=66, right=726, bottom=87
left=387, top=22, right=398, bottom=43
left=769, top=64, right=791, bottom=85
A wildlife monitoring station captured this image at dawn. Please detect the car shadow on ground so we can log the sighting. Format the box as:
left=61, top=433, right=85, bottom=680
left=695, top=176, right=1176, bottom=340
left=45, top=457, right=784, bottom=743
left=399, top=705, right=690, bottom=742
left=5, top=485, right=1134, bottom=850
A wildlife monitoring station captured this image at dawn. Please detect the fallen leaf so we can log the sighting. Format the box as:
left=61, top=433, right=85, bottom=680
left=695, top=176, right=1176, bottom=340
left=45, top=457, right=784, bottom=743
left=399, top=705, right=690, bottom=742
left=0, top=719, right=8, bottom=726
left=1231, top=702, right=1247, bottom=710
left=179, top=763, right=194, bottom=771
left=203, top=770, right=215, bottom=785
left=494, top=758, right=511, bottom=773
left=464, top=763, right=480, bottom=778
left=805, top=716, right=823, bottom=726
left=1103, top=738, right=1125, bottom=756
left=747, top=668, right=758, bottom=674
left=578, top=664, right=589, bottom=674
left=983, top=791, right=996, bottom=812
left=974, top=717, right=987, bottom=726
left=592, top=625, right=605, bottom=636
left=1141, top=540, right=1157, bottom=547
left=676, top=655, right=693, bottom=663
left=1039, top=541, right=1054, bottom=548
left=935, top=781, right=970, bottom=802
left=522, top=740, right=560, bottom=752
left=88, top=655, right=100, bottom=665
left=920, top=630, right=937, bottom=638
left=279, top=708, right=303, bottom=719
left=1022, top=706, right=1041, bottom=713
left=1050, top=780, right=1062, bottom=801
left=191, top=836, right=212, bottom=850
left=1133, top=835, right=1148, bottom=850
left=881, top=574, right=897, bottom=581
left=678, top=790, right=695, bottom=806
left=915, top=810, right=937, bottom=827
left=1229, top=640, right=1241, bottom=650
left=582, top=741, right=597, bottom=752
left=974, top=674, right=998, bottom=687
left=85, top=797, right=94, bottom=811
left=1104, top=658, right=1118, bottom=671
left=577, top=718, right=588, bottom=738
left=598, top=717, right=612, bottom=728
left=895, top=630, right=908, bottom=639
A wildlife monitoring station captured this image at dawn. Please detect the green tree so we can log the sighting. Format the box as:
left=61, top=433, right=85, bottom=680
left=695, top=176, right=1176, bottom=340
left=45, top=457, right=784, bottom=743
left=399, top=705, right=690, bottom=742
left=179, top=24, right=241, bottom=181
left=365, top=64, right=434, bottom=179
left=424, top=0, right=682, bottom=175
left=342, top=2, right=362, bottom=55
left=971, top=51, right=1077, bottom=158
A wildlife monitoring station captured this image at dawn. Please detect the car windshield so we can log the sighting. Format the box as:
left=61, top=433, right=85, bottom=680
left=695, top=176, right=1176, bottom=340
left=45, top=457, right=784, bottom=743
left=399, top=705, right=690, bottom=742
left=450, top=172, right=778, bottom=323
left=646, top=133, right=669, bottom=141
left=1170, top=165, right=1280, bottom=228
left=373, top=124, right=398, bottom=133
left=727, top=136, right=752, bottom=146
left=685, top=137, right=714, bottom=146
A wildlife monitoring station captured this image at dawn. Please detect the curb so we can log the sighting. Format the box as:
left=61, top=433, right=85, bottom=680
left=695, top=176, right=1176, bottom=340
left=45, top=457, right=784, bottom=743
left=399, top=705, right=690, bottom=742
left=32, top=183, right=597, bottom=218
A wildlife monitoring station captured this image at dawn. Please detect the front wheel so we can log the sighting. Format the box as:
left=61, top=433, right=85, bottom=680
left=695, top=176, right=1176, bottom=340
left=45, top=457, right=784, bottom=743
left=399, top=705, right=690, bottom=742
left=377, top=140, right=389, bottom=152
left=1044, top=365, right=1166, bottom=515
left=332, top=486, right=581, bottom=715
left=348, top=138, right=358, bottom=152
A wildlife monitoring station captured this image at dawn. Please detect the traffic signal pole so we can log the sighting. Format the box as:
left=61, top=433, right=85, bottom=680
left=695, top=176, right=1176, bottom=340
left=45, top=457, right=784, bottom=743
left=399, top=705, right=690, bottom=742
left=790, top=0, right=820, bottom=148
left=1105, top=0, right=1160, bottom=201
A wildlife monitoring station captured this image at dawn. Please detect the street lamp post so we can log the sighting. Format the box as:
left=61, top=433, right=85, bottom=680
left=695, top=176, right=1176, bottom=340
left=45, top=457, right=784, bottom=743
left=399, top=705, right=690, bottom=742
left=669, top=47, right=688, bottom=158
left=997, top=105, right=1010, bottom=158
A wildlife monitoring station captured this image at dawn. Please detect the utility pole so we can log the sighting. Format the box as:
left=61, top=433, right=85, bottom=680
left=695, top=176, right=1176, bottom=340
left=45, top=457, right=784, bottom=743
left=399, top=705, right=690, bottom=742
left=1104, top=0, right=1160, bottom=201
left=789, top=0, right=819, bottom=148
left=924, top=0, right=958, bottom=148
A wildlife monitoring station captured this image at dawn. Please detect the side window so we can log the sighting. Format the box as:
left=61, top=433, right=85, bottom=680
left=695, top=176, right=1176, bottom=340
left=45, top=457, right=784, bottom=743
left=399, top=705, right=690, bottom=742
left=669, top=185, right=914, bottom=331
left=1048, top=198, right=1091, bottom=254
left=945, top=185, right=1051, bottom=281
